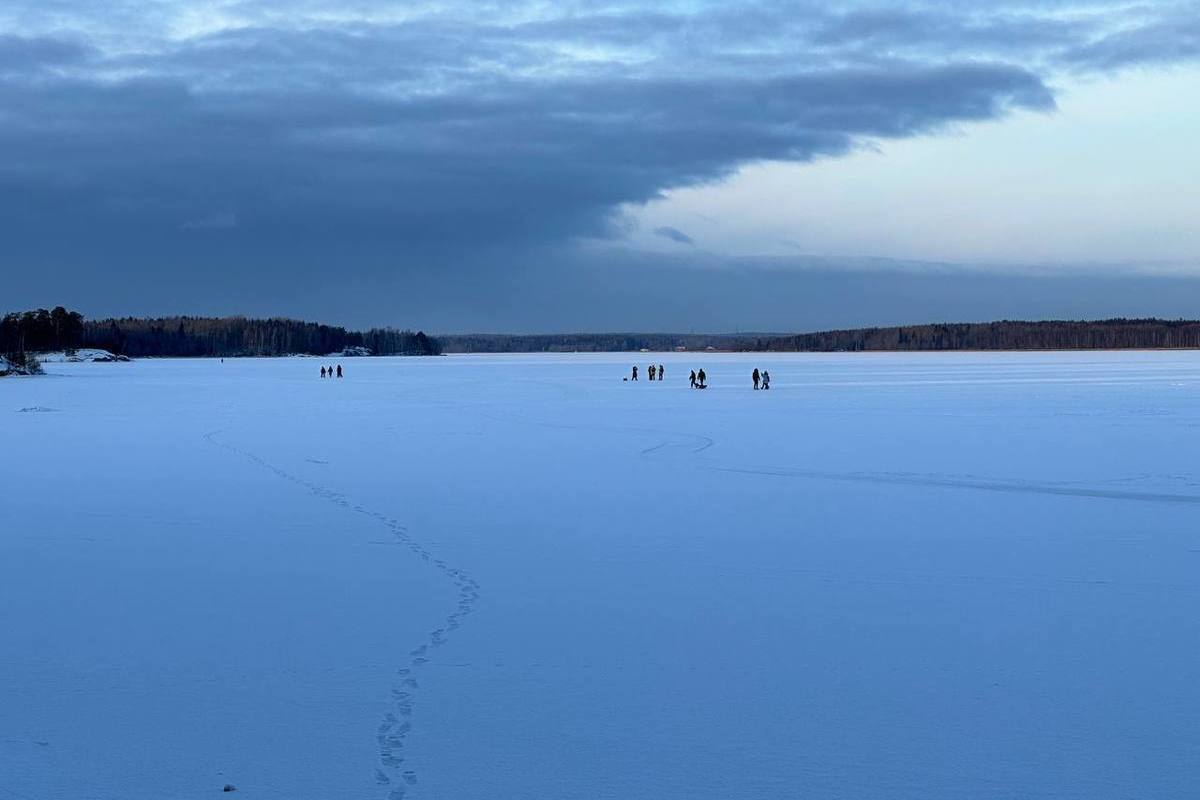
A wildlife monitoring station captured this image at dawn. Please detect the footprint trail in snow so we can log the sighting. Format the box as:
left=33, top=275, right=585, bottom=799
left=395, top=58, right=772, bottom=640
left=204, top=430, right=480, bottom=798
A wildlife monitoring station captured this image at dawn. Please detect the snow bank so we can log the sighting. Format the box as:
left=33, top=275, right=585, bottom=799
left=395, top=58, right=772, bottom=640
left=326, top=345, right=372, bottom=357
left=36, top=348, right=130, bottom=363
left=0, top=354, right=40, bottom=376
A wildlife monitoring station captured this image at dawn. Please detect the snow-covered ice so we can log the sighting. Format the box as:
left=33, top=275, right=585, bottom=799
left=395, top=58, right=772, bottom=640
left=4, top=351, right=1200, bottom=799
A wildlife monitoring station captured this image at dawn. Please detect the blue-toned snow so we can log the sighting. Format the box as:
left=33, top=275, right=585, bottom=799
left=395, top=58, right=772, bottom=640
left=3, top=352, right=1200, bottom=799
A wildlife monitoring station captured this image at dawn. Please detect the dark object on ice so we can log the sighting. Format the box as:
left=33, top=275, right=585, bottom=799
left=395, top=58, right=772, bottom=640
left=648, top=364, right=656, bottom=381
left=321, top=366, right=327, bottom=378
left=222, top=784, right=237, bottom=792
left=752, top=368, right=760, bottom=390
left=697, top=368, right=707, bottom=389
left=762, top=370, right=770, bottom=390
left=631, top=365, right=638, bottom=381
left=689, top=369, right=696, bottom=388
left=336, top=364, right=343, bottom=378
left=658, top=364, right=664, bottom=380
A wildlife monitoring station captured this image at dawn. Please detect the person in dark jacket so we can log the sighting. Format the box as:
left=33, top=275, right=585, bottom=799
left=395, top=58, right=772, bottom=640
left=752, top=368, right=760, bottom=390
left=689, top=369, right=697, bottom=388
left=697, top=368, right=707, bottom=389
left=648, top=364, right=656, bottom=381
left=321, top=366, right=327, bottom=378
left=336, top=364, right=343, bottom=378
left=762, top=370, right=770, bottom=390
left=631, top=365, right=638, bottom=381
left=658, top=364, right=665, bottom=381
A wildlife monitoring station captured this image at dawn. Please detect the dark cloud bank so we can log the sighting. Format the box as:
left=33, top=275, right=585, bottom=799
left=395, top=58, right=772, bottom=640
left=2, top=1, right=1198, bottom=330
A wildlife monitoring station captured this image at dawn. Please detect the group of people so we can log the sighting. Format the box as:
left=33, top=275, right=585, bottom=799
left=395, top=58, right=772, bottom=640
left=628, top=363, right=711, bottom=388
left=320, top=364, right=343, bottom=378
left=627, top=364, right=774, bottom=390
left=630, top=364, right=666, bottom=381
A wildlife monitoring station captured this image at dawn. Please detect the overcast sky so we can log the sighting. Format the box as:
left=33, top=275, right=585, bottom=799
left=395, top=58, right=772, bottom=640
left=2, top=1, right=1198, bottom=331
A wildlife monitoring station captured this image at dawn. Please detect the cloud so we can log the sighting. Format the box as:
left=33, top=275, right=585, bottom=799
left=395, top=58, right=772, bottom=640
left=181, top=211, right=237, bottom=230
left=1061, top=17, right=1200, bottom=71
left=0, top=34, right=93, bottom=71
left=654, top=226, right=695, bottom=245
left=0, top=0, right=1197, bottom=303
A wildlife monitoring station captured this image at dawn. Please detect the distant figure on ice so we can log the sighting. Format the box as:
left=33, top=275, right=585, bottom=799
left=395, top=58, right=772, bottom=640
left=762, top=370, right=770, bottom=390
left=648, top=364, right=656, bottom=381
left=631, top=365, right=638, bottom=381
left=752, top=368, right=760, bottom=390
left=321, top=366, right=327, bottom=378
left=336, top=364, right=343, bottom=378
left=658, top=364, right=664, bottom=381
left=697, top=368, right=707, bottom=389
left=689, top=369, right=697, bottom=388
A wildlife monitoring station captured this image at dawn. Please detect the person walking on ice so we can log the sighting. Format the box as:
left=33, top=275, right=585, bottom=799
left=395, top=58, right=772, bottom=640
left=631, top=365, right=638, bottom=381
left=336, top=364, right=343, bottom=378
left=689, top=369, right=697, bottom=388
left=658, top=364, right=664, bottom=381
left=752, top=368, right=760, bottom=390
left=648, top=364, right=656, bottom=381
left=321, top=366, right=327, bottom=378
left=762, top=370, right=770, bottom=390
left=697, top=368, right=707, bottom=389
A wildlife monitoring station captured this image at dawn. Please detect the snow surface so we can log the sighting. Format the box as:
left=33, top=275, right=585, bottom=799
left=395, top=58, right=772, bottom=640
left=4, top=351, right=1200, bottom=799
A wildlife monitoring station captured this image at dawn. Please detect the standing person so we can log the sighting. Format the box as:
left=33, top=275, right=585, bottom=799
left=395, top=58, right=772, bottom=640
left=321, top=366, right=327, bottom=378
left=658, top=364, right=665, bottom=381
left=632, top=365, right=638, bottom=381
left=762, top=370, right=770, bottom=390
left=697, top=368, right=707, bottom=389
left=336, top=364, right=343, bottom=378
left=649, top=364, right=656, bottom=381
left=752, top=368, right=760, bottom=390
left=689, top=369, right=697, bottom=389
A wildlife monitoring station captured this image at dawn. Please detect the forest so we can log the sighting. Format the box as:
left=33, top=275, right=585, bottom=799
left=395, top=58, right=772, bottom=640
left=10, top=310, right=1200, bottom=358
left=1, top=308, right=440, bottom=357
left=438, top=333, right=744, bottom=353
left=442, top=320, right=1200, bottom=353
left=738, top=319, right=1200, bottom=352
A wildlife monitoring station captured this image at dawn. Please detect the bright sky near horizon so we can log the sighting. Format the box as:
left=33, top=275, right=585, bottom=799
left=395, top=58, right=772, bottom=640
left=2, top=1, right=1198, bottom=329
left=634, top=66, right=1200, bottom=266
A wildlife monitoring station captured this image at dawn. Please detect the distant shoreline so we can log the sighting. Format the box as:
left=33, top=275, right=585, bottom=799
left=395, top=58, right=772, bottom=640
left=438, top=319, right=1200, bottom=354
left=11, top=309, right=1200, bottom=358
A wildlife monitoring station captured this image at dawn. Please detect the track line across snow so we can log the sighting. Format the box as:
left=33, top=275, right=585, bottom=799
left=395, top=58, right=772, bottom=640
left=203, top=429, right=479, bottom=799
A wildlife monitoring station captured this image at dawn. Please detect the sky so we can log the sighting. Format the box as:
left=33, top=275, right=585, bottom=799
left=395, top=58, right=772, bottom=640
left=1, top=1, right=1198, bottom=332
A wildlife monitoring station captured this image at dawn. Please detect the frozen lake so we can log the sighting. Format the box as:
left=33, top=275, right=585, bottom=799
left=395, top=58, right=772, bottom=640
left=4, top=351, right=1200, bottom=799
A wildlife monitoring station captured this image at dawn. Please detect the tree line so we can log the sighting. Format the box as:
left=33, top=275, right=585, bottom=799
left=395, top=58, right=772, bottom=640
left=439, top=332, right=744, bottom=353
left=2, top=308, right=440, bottom=357
left=445, top=320, right=1200, bottom=353
left=0, top=307, right=85, bottom=353
left=738, top=319, right=1200, bottom=352
left=12, top=310, right=1200, bottom=357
